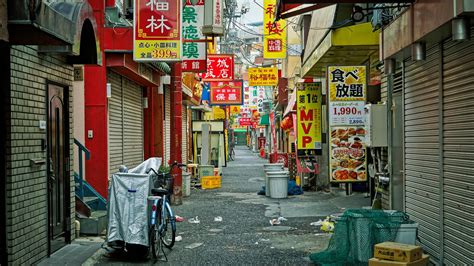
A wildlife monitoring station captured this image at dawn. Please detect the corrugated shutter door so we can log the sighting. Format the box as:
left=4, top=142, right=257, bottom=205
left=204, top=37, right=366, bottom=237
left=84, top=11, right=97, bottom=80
left=108, top=71, right=123, bottom=175
left=442, top=34, right=474, bottom=265
left=164, top=88, right=171, bottom=164
left=122, top=78, right=144, bottom=168
left=182, top=105, right=187, bottom=164
left=403, top=45, right=442, bottom=261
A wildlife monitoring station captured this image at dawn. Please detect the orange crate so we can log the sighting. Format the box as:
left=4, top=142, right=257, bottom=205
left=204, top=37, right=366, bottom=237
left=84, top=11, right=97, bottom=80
left=201, top=176, right=221, bottom=189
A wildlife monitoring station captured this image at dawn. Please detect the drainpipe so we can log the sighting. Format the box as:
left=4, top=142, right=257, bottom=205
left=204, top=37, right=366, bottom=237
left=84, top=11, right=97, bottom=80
left=170, top=62, right=183, bottom=205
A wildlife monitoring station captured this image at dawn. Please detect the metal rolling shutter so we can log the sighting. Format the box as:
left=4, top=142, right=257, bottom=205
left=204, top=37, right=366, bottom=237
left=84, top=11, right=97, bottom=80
left=182, top=105, right=188, bottom=164
left=442, top=35, right=474, bottom=265
left=164, top=88, right=171, bottom=164
left=403, top=45, right=442, bottom=261
left=108, top=71, right=144, bottom=175
left=122, top=77, right=144, bottom=169
left=108, top=71, right=124, bottom=175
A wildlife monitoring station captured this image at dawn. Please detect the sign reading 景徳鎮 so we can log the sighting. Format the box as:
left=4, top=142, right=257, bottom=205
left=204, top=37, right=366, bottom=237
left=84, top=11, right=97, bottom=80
left=296, top=82, right=322, bottom=150
left=263, top=0, right=286, bottom=59
left=182, top=0, right=206, bottom=72
left=327, top=66, right=367, bottom=183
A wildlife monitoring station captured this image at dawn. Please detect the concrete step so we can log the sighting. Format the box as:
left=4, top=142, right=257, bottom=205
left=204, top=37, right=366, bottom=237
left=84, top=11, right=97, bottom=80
left=78, top=210, right=107, bottom=235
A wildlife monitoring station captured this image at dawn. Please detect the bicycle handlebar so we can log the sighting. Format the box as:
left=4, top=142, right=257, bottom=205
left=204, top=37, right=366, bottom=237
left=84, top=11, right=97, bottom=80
left=146, top=161, right=186, bottom=176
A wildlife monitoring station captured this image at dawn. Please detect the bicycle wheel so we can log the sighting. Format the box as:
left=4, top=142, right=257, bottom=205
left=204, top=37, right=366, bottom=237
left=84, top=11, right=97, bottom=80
left=149, top=224, right=160, bottom=259
left=160, top=202, right=176, bottom=249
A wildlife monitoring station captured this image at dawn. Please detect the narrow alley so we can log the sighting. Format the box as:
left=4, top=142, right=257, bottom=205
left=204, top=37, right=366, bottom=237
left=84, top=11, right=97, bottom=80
left=85, top=146, right=368, bottom=265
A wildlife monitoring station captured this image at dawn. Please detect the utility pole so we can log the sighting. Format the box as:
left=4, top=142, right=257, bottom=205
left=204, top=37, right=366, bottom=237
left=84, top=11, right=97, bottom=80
left=170, top=62, right=183, bottom=205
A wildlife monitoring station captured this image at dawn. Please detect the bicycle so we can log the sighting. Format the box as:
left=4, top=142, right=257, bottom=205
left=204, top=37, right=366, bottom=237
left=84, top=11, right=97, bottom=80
left=146, top=161, right=185, bottom=260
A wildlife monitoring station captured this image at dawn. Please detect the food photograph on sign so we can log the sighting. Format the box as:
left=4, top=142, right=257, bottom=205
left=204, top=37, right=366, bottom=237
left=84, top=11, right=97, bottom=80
left=330, top=127, right=367, bottom=182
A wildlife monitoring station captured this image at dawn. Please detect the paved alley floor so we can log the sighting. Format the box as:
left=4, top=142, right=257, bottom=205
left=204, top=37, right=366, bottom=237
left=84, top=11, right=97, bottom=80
left=86, top=146, right=370, bottom=265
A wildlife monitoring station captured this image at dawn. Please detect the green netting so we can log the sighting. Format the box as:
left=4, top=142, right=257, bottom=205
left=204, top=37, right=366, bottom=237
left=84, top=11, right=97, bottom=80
left=310, top=209, right=412, bottom=266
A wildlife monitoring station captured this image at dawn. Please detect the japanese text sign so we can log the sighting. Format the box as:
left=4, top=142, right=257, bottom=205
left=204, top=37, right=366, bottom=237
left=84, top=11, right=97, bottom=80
left=230, top=105, right=241, bottom=115
left=239, top=117, right=252, bottom=126
left=182, top=0, right=206, bottom=72
left=201, top=54, right=234, bottom=81
left=328, top=66, right=366, bottom=101
left=296, top=82, right=322, bottom=150
left=327, top=66, right=367, bottom=183
left=209, top=80, right=243, bottom=105
left=248, top=67, right=278, bottom=86
left=263, top=0, right=287, bottom=59
left=134, top=0, right=181, bottom=61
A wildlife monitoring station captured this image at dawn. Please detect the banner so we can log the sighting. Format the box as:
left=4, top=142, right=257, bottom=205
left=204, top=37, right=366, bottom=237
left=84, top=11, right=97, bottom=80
left=296, top=82, right=322, bottom=150
left=209, top=80, right=243, bottom=105
left=248, top=67, right=278, bottom=86
left=182, top=0, right=206, bottom=72
left=270, top=112, right=277, bottom=154
left=263, top=0, right=286, bottom=59
left=134, top=0, right=181, bottom=61
left=328, top=65, right=367, bottom=183
left=201, top=54, right=234, bottom=81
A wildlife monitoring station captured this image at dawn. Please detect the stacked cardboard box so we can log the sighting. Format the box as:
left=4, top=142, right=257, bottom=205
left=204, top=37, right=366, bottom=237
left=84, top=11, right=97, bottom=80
left=369, top=242, right=429, bottom=266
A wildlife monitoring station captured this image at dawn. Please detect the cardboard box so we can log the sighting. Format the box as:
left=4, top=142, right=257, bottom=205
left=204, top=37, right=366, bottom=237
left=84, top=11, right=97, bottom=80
left=369, top=254, right=429, bottom=266
left=374, top=242, right=423, bottom=262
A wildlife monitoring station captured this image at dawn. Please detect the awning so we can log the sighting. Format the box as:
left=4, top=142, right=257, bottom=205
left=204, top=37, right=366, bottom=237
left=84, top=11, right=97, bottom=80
left=276, top=2, right=332, bottom=20
left=301, top=22, right=379, bottom=78
left=107, top=54, right=161, bottom=87
left=283, top=89, right=297, bottom=117
left=259, top=114, right=270, bottom=126
left=9, top=1, right=101, bottom=65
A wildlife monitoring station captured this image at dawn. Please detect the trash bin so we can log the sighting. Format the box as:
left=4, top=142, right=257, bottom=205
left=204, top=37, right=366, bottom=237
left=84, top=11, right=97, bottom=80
left=267, top=171, right=289, bottom=199
left=264, top=164, right=284, bottom=197
left=182, top=171, right=191, bottom=197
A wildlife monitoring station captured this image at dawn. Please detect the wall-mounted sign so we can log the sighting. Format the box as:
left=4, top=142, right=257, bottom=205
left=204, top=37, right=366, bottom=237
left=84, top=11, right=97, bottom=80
left=182, top=0, right=207, bottom=72
left=328, top=65, right=367, bottom=183
left=209, top=80, right=243, bottom=105
left=134, top=0, right=181, bottom=61
left=202, top=0, right=224, bottom=36
left=239, top=117, right=252, bottom=126
left=296, top=82, right=322, bottom=150
left=201, top=54, right=234, bottom=81
left=248, top=67, right=278, bottom=86
left=230, top=105, right=241, bottom=115
left=263, top=0, right=286, bottom=59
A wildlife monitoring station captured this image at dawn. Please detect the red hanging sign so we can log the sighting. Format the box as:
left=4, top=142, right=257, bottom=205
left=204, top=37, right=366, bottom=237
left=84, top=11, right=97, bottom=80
left=209, top=80, right=243, bottom=105
left=201, top=54, right=234, bottom=81
left=133, top=0, right=181, bottom=61
left=239, top=117, right=252, bottom=126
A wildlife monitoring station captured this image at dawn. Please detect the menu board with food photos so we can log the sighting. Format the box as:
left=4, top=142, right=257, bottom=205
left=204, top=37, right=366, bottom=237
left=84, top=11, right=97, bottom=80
left=328, top=65, right=367, bottom=183
left=330, top=127, right=366, bottom=182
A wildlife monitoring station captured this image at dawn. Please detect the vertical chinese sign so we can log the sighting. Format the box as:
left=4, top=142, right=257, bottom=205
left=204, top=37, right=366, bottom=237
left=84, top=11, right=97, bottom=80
left=209, top=80, right=243, bottom=105
left=296, top=82, right=322, bottom=150
left=134, top=0, right=181, bottom=61
left=270, top=112, right=277, bottom=154
left=248, top=67, right=279, bottom=86
left=328, top=66, right=367, bottom=183
left=263, top=0, right=287, bottom=59
left=201, top=54, right=234, bottom=81
left=182, top=0, right=206, bottom=72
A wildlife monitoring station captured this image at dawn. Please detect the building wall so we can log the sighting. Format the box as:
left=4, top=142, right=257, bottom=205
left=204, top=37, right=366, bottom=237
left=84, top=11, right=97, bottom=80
left=7, top=45, right=75, bottom=264
left=73, top=69, right=86, bottom=179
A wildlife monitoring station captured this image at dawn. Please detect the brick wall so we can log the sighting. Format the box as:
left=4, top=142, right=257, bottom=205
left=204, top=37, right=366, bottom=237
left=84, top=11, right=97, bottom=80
left=6, top=45, right=75, bottom=265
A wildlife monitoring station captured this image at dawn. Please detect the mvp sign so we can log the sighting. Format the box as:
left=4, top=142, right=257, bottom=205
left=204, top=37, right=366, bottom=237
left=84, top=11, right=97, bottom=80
left=297, top=82, right=322, bottom=150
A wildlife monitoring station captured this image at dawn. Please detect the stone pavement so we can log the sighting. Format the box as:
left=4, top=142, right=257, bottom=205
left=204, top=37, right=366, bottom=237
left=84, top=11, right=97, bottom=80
left=37, top=237, right=104, bottom=266
left=82, top=146, right=369, bottom=265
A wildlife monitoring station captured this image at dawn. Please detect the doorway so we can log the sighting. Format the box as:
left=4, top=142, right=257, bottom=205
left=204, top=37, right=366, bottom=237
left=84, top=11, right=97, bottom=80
left=47, top=83, right=71, bottom=253
left=391, top=92, right=404, bottom=211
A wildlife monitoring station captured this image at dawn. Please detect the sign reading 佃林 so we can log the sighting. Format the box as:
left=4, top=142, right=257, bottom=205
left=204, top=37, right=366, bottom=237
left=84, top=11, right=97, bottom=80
left=134, top=0, right=181, bottom=61
left=248, top=67, right=278, bottom=86
left=296, top=82, right=322, bottom=150
left=328, top=65, right=367, bottom=183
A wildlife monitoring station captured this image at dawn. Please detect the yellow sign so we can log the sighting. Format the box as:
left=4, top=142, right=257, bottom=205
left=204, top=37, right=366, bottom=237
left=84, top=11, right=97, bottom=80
left=328, top=66, right=366, bottom=101
left=263, top=0, right=287, bottom=59
left=248, top=67, right=279, bottom=86
left=212, top=107, right=226, bottom=120
left=297, top=82, right=322, bottom=150
left=230, top=106, right=241, bottom=115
